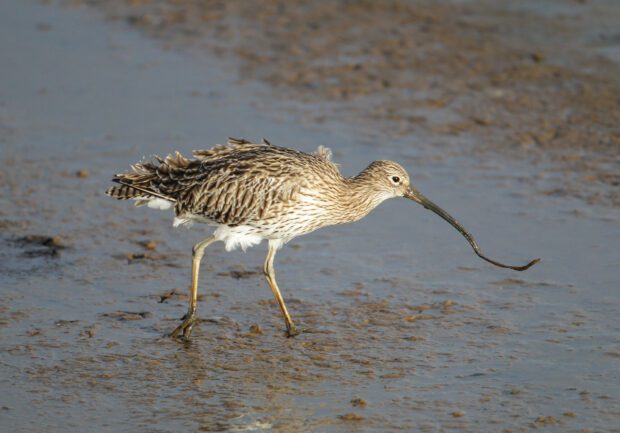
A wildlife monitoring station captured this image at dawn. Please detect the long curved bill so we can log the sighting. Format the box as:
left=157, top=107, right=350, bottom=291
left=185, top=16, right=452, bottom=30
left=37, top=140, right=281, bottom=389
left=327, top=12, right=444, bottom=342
left=404, top=187, right=540, bottom=271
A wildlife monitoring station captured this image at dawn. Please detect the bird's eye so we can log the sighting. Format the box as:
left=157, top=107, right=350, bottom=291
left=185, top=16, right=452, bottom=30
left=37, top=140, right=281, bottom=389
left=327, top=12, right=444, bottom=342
left=391, top=176, right=400, bottom=184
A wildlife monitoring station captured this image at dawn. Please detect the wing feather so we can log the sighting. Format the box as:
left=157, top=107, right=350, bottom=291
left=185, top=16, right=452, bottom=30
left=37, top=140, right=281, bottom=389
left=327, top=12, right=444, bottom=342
left=108, top=139, right=343, bottom=227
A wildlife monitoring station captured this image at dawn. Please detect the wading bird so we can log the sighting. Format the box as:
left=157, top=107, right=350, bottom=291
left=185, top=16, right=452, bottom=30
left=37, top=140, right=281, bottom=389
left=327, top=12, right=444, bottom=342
left=106, top=138, right=539, bottom=339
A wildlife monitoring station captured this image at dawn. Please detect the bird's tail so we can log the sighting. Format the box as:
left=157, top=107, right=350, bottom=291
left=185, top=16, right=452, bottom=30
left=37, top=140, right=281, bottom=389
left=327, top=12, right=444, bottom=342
left=105, top=156, right=176, bottom=205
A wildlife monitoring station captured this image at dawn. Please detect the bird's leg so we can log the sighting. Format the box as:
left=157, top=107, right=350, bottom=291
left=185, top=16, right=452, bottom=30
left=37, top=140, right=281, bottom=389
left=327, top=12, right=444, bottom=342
left=263, top=242, right=299, bottom=337
left=169, top=235, right=217, bottom=340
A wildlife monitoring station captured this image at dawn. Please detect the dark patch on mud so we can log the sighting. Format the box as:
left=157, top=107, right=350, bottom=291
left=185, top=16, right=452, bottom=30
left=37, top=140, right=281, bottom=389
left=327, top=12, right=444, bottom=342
left=113, top=251, right=184, bottom=267
left=101, top=311, right=153, bottom=321
left=217, top=264, right=263, bottom=279
left=12, top=234, right=68, bottom=258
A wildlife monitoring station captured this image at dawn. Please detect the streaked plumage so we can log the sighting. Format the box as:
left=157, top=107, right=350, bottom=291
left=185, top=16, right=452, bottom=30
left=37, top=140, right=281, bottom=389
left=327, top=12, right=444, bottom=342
left=106, top=138, right=407, bottom=251
left=106, top=137, right=539, bottom=339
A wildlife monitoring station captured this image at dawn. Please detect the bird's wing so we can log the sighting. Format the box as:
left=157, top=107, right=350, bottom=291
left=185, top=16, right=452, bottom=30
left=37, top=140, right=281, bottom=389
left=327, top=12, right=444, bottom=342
left=109, top=139, right=275, bottom=203
left=108, top=141, right=341, bottom=227
left=178, top=146, right=314, bottom=226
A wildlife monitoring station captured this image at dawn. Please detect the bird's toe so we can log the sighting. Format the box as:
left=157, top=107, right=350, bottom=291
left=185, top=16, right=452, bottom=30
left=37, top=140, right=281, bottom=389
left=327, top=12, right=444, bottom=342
left=286, top=325, right=301, bottom=338
left=169, top=314, right=197, bottom=340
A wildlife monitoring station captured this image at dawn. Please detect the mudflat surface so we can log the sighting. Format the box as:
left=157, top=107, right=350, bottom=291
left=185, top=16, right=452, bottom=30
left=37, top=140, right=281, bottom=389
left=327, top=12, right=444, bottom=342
left=81, top=0, right=620, bottom=207
left=1, top=1, right=619, bottom=432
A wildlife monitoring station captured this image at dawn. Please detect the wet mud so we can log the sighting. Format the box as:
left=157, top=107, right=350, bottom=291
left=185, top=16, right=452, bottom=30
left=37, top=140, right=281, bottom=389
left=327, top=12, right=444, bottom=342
left=1, top=1, right=619, bottom=432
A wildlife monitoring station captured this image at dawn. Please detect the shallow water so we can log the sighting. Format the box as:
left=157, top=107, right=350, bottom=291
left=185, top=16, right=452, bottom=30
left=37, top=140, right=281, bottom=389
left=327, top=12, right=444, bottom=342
left=1, top=1, right=619, bottom=432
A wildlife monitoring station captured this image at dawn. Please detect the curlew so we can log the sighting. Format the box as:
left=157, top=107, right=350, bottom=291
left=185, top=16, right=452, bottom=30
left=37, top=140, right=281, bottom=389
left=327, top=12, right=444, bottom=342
left=106, top=138, right=539, bottom=339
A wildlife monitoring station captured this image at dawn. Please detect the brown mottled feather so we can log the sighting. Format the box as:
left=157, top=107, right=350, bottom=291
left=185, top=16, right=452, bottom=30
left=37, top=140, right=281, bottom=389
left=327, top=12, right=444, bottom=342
left=105, top=138, right=347, bottom=230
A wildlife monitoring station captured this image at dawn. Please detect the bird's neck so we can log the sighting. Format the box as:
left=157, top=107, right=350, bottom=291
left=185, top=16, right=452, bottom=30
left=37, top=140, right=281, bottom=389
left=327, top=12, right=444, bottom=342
left=331, top=171, right=391, bottom=224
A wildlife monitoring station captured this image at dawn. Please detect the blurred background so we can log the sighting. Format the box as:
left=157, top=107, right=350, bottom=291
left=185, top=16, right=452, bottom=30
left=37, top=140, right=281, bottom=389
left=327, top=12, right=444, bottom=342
left=1, top=1, right=619, bottom=432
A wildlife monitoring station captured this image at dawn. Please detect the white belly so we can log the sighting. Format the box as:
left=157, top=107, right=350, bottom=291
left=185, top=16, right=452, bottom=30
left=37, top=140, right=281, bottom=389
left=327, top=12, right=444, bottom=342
left=213, top=225, right=265, bottom=252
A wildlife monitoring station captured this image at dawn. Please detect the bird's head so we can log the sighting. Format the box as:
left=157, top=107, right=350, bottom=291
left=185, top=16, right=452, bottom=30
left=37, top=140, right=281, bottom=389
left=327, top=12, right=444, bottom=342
left=360, top=160, right=539, bottom=272
left=361, top=160, right=412, bottom=199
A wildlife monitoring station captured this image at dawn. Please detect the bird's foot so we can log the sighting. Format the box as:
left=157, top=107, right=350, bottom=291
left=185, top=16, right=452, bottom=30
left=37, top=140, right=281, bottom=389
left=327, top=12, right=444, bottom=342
left=286, top=324, right=300, bottom=338
left=169, top=311, right=197, bottom=340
